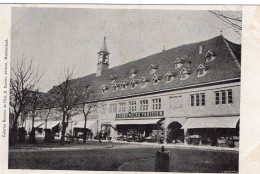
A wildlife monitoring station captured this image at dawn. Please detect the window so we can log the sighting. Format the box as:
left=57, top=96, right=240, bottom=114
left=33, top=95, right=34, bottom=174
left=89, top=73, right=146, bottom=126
left=112, top=84, right=118, bottom=92
left=101, top=86, right=109, bottom=94
left=167, top=75, right=172, bottom=82
left=150, top=68, right=156, bottom=74
left=140, top=100, right=148, bottom=111
left=175, top=63, right=182, bottom=69
left=169, top=96, right=182, bottom=108
left=119, top=102, right=126, bottom=112
left=180, top=68, right=190, bottom=80
left=190, top=93, right=205, bottom=107
left=181, top=73, right=187, bottom=80
left=153, top=75, right=162, bottom=85
left=131, top=82, right=136, bottom=89
left=110, top=75, right=116, bottom=83
left=198, top=69, right=204, bottom=75
left=109, top=103, right=117, bottom=113
left=121, top=83, right=127, bottom=90
left=205, top=51, right=216, bottom=63
left=101, top=104, right=106, bottom=114
left=191, top=95, right=194, bottom=106
left=174, top=58, right=183, bottom=69
left=149, top=64, right=158, bottom=74
left=197, top=64, right=208, bottom=77
left=227, top=90, right=233, bottom=104
left=129, top=101, right=137, bottom=112
left=140, top=77, right=149, bottom=87
left=201, top=93, right=205, bottom=106
left=166, top=72, right=175, bottom=82
left=129, top=69, right=137, bottom=78
left=215, top=89, right=233, bottom=105
left=152, top=98, right=162, bottom=110
left=215, top=91, right=220, bottom=105
left=221, top=91, right=226, bottom=104
left=195, top=94, right=200, bottom=106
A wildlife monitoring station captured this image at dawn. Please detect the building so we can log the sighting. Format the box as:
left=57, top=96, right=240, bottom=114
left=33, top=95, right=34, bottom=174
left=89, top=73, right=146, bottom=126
left=49, top=35, right=241, bottom=146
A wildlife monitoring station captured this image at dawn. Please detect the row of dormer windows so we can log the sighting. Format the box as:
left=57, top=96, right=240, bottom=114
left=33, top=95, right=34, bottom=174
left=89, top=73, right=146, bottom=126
left=102, top=64, right=209, bottom=93
left=126, top=51, right=215, bottom=79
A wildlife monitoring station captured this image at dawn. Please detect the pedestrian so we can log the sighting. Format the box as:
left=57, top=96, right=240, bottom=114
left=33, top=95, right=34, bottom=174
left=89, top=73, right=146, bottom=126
left=98, top=132, right=102, bottom=143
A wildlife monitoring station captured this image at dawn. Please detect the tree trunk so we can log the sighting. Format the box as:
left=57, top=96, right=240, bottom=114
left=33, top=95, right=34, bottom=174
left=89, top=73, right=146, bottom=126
left=83, top=116, right=87, bottom=144
left=10, top=115, right=19, bottom=145
left=60, top=112, right=66, bottom=146
left=29, top=116, right=36, bottom=144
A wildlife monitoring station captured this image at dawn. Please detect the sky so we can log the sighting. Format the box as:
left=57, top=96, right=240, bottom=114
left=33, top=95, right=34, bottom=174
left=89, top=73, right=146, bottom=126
left=11, top=7, right=241, bottom=92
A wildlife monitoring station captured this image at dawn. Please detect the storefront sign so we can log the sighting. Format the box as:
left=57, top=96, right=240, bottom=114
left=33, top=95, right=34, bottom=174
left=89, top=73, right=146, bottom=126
left=116, top=111, right=164, bottom=119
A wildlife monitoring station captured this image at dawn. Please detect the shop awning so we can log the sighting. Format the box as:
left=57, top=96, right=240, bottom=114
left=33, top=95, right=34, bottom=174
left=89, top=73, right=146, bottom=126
left=114, top=119, right=161, bottom=125
left=39, top=121, right=60, bottom=129
left=181, top=116, right=240, bottom=129
left=34, top=121, right=44, bottom=128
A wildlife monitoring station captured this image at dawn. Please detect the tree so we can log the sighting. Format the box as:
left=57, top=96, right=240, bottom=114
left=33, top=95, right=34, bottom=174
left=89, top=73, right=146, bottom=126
left=9, top=59, right=42, bottom=144
left=26, top=90, right=44, bottom=143
left=48, top=68, right=82, bottom=145
left=78, top=86, right=97, bottom=143
left=209, top=11, right=242, bottom=36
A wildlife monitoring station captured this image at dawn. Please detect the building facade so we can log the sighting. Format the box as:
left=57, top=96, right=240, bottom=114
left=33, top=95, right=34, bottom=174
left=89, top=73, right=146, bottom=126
left=64, top=35, right=241, bottom=146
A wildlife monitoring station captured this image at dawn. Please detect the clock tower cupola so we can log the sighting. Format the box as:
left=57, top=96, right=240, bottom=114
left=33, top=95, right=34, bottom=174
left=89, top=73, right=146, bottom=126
left=96, top=36, right=110, bottom=77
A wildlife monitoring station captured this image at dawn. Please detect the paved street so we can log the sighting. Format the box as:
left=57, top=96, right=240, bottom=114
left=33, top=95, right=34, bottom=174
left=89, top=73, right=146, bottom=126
left=9, top=141, right=238, bottom=173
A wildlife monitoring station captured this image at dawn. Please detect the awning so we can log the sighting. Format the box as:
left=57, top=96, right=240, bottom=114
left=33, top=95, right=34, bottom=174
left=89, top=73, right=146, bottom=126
left=34, top=121, right=44, bottom=128
left=181, top=116, right=240, bottom=129
left=114, top=119, right=161, bottom=125
left=39, top=121, right=60, bottom=129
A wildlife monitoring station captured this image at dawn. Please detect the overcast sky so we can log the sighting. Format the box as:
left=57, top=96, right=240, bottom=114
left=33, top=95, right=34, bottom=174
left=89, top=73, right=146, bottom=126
left=11, top=8, right=241, bottom=92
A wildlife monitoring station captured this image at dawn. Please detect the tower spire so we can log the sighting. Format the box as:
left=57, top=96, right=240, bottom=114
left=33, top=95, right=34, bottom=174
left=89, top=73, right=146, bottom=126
left=99, top=36, right=109, bottom=54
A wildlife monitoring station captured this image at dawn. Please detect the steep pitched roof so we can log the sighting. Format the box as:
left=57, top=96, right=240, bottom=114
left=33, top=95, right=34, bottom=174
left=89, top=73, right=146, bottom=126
left=47, top=35, right=241, bottom=102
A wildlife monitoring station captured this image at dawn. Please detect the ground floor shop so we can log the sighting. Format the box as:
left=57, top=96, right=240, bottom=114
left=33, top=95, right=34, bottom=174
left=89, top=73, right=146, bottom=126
left=114, top=118, right=165, bottom=143
left=109, top=115, right=240, bottom=148
left=181, top=116, right=240, bottom=147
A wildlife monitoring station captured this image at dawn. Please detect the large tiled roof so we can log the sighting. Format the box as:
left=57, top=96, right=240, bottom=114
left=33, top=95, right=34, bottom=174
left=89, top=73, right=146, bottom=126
left=48, top=35, right=241, bottom=102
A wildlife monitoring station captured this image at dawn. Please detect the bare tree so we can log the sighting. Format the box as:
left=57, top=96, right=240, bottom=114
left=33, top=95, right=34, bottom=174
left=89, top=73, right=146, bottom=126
left=48, top=68, right=82, bottom=145
left=209, top=11, right=242, bottom=36
left=77, top=86, right=97, bottom=143
left=9, top=59, right=42, bottom=144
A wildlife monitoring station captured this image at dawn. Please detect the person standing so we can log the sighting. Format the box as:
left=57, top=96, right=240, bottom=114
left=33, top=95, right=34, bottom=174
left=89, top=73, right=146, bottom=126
left=98, top=132, right=102, bottom=143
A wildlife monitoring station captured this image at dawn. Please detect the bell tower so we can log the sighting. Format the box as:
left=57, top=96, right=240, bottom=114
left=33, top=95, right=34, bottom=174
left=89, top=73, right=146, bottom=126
left=96, top=36, right=110, bottom=77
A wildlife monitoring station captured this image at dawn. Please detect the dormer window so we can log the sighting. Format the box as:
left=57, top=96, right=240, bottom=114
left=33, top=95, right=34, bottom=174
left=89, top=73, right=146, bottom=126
left=205, top=51, right=216, bottom=63
left=180, top=68, right=191, bottom=80
left=112, top=83, right=120, bottom=92
left=101, top=85, right=109, bottom=94
left=166, top=71, right=176, bottom=82
left=121, top=81, right=129, bottom=90
left=109, top=75, right=116, bottom=83
left=152, top=75, right=162, bottom=85
left=129, top=69, right=138, bottom=78
left=130, top=79, right=139, bottom=89
left=197, top=64, right=208, bottom=77
left=140, top=77, right=150, bottom=87
left=149, top=64, right=158, bottom=74
left=174, top=58, right=184, bottom=69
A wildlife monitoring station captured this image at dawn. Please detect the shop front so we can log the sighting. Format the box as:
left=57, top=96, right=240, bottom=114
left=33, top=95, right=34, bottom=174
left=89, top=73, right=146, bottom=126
left=114, top=111, right=165, bottom=143
left=181, top=116, right=240, bottom=147
left=73, top=120, right=98, bottom=139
